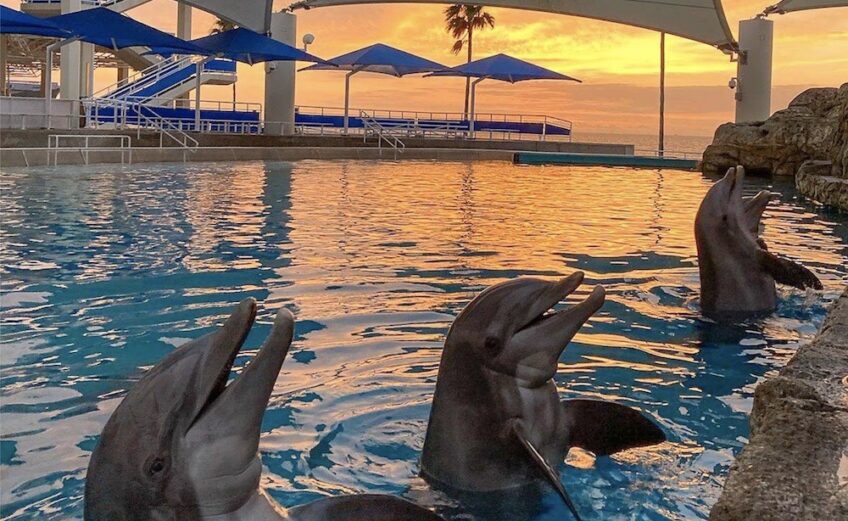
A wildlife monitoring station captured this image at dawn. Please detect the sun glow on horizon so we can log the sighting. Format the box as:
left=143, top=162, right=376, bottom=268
left=2, top=0, right=846, bottom=136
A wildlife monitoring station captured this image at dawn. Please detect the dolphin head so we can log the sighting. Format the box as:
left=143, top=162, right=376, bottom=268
left=445, top=273, right=605, bottom=387
left=695, top=166, right=772, bottom=257
left=84, top=299, right=294, bottom=521
left=694, top=166, right=786, bottom=315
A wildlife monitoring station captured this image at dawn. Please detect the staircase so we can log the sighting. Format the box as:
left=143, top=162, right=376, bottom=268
left=93, top=56, right=237, bottom=106
left=360, top=110, right=405, bottom=158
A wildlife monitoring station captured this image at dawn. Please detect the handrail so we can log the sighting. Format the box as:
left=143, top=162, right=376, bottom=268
left=135, top=104, right=199, bottom=151
left=92, top=56, right=182, bottom=99
left=100, top=56, right=196, bottom=102
left=48, top=133, right=132, bottom=165
left=83, top=98, right=198, bottom=151
left=360, top=110, right=405, bottom=158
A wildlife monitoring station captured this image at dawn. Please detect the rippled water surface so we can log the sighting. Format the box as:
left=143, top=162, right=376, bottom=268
left=2, top=160, right=847, bottom=520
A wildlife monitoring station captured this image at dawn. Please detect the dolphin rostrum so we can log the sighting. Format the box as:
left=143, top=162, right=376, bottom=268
left=695, top=166, right=822, bottom=318
left=420, top=274, right=666, bottom=520
left=85, top=298, right=443, bottom=521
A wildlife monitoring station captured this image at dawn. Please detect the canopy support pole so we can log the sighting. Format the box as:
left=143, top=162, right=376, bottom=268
left=45, top=37, right=79, bottom=129
left=195, top=56, right=213, bottom=131
left=659, top=32, right=665, bottom=157
left=344, top=70, right=358, bottom=134
left=469, top=77, right=484, bottom=139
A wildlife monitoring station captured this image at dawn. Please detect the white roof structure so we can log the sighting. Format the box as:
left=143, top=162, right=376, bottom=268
left=764, top=0, right=848, bottom=13
left=289, top=0, right=738, bottom=52
left=180, top=0, right=274, bottom=32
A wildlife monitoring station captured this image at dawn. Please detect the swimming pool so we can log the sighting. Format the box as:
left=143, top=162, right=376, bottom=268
left=1, top=160, right=846, bottom=520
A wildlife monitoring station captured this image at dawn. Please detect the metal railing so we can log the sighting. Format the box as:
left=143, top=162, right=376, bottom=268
left=634, top=148, right=703, bottom=160
left=91, top=56, right=186, bottom=100
left=360, top=110, right=405, bottom=158
left=296, top=105, right=574, bottom=142
left=48, top=134, right=132, bottom=165
left=82, top=98, right=198, bottom=151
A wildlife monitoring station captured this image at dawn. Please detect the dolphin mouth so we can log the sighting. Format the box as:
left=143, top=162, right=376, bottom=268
left=507, top=273, right=606, bottom=384
left=187, top=301, right=294, bottom=436
left=516, top=272, right=598, bottom=336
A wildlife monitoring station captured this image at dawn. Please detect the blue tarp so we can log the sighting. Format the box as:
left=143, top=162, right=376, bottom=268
left=48, top=7, right=207, bottom=54
left=0, top=5, right=71, bottom=38
left=428, top=53, right=581, bottom=83
left=300, top=43, right=444, bottom=76
left=188, top=28, right=332, bottom=65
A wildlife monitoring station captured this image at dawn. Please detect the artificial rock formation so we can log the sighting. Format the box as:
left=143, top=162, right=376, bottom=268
left=710, top=289, right=848, bottom=521
left=702, top=83, right=848, bottom=178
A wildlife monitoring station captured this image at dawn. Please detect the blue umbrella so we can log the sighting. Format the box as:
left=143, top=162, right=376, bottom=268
left=49, top=7, right=207, bottom=54
left=0, top=5, right=71, bottom=38
left=427, top=53, right=580, bottom=134
left=189, top=28, right=332, bottom=65
left=179, top=28, right=332, bottom=129
left=300, top=43, right=445, bottom=131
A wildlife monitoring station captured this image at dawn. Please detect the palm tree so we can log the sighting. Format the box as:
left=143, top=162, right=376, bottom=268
left=210, top=18, right=238, bottom=106
left=444, top=5, right=495, bottom=117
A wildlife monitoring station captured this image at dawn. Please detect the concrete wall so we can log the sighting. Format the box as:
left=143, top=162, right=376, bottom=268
left=0, top=146, right=516, bottom=167
left=0, top=128, right=634, bottom=154
left=1, top=97, right=78, bottom=130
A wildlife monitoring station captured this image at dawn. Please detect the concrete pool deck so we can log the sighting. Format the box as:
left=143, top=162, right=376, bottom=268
left=0, top=129, right=636, bottom=167
left=711, top=288, right=848, bottom=521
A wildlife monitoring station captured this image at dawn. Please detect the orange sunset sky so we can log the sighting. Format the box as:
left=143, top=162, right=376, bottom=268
left=5, top=0, right=848, bottom=136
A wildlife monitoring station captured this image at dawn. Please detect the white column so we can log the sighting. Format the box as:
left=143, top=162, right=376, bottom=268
left=60, top=0, right=82, bottom=101
left=177, top=2, right=193, bottom=39
left=735, top=18, right=773, bottom=124
left=81, top=42, right=94, bottom=97
left=177, top=3, right=193, bottom=108
left=264, top=11, right=296, bottom=136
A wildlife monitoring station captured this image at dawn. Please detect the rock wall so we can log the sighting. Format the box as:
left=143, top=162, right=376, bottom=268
left=710, top=288, right=848, bottom=521
left=702, top=84, right=848, bottom=178
left=795, top=160, right=848, bottom=211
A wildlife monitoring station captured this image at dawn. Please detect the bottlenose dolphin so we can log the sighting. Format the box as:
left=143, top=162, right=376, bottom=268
left=85, top=298, right=442, bottom=521
left=420, top=274, right=666, bottom=520
left=695, top=166, right=822, bottom=318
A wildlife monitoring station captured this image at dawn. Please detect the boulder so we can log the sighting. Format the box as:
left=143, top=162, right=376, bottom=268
left=702, top=84, right=848, bottom=178
left=710, top=289, right=848, bottom=521
left=795, top=160, right=848, bottom=210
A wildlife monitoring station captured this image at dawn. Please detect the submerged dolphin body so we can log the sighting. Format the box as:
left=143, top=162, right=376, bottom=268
left=420, top=274, right=666, bottom=520
left=695, top=166, right=822, bottom=318
left=84, top=299, right=442, bottom=521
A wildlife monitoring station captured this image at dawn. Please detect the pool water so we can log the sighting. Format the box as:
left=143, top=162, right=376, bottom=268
left=1, top=160, right=846, bottom=521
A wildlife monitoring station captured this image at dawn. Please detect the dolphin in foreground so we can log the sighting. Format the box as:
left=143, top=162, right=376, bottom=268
left=695, top=166, right=822, bottom=318
left=85, top=298, right=443, bottom=521
left=420, top=274, right=666, bottom=520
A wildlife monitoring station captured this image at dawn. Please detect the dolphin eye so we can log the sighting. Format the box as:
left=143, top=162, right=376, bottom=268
left=147, top=457, right=166, bottom=477
left=484, top=336, right=502, bottom=355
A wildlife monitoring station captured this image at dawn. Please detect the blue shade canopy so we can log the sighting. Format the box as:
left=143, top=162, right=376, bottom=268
left=0, top=5, right=71, bottom=38
left=428, top=54, right=581, bottom=83
left=188, top=28, right=332, bottom=65
left=300, top=43, right=445, bottom=76
left=48, top=7, right=207, bottom=54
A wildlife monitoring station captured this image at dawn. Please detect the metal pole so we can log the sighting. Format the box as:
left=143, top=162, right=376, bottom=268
left=659, top=32, right=666, bottom=157
left=344, top=70, right=357, bottom=134
left=470, top=78, right=484, bottom=138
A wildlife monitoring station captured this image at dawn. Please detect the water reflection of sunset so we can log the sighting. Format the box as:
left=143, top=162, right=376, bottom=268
left=1, top=160, right=845, bottom=520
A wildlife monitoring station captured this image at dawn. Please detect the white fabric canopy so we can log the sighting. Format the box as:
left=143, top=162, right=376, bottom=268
left=179, top=0, right=274, bottom=32
left=289, top=0, right=737, bottom=52
left=765, top=0, right=848, bottom=13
